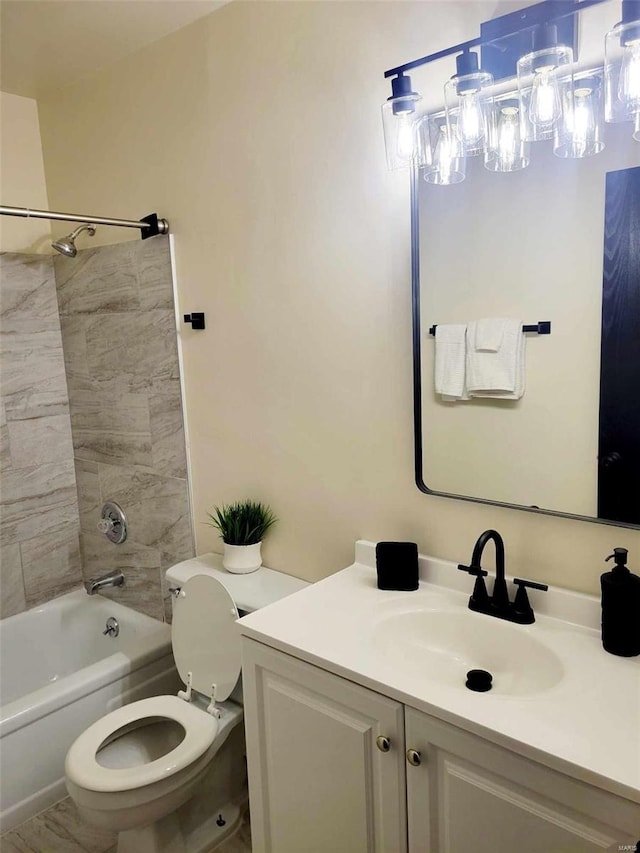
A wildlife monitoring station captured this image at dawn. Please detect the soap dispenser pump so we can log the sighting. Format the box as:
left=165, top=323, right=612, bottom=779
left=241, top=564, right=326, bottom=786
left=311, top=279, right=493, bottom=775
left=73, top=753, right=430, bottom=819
left=600, top=548, right=640, bottom=657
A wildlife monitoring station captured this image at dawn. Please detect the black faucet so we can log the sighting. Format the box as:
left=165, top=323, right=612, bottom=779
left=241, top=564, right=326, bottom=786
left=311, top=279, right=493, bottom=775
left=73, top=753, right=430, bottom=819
left=458, top=529, right=548, bottom=624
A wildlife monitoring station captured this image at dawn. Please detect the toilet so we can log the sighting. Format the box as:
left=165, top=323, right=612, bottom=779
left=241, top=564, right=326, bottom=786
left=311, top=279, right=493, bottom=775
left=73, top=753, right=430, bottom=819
left=65, top=554, right=307, bottom=853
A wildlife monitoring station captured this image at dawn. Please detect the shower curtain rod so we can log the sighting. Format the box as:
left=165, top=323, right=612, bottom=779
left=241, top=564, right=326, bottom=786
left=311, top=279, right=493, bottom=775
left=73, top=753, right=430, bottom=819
left=0, top=205, right=169, bottom=238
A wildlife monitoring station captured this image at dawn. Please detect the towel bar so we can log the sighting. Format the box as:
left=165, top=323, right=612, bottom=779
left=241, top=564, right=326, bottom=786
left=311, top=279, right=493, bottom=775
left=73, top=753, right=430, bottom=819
left=428, top=321, right=551, bottom=337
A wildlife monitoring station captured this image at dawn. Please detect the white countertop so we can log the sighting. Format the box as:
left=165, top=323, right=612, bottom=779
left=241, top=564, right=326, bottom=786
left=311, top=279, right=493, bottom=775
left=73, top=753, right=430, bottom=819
left=238, top=541, right=640, bottom=804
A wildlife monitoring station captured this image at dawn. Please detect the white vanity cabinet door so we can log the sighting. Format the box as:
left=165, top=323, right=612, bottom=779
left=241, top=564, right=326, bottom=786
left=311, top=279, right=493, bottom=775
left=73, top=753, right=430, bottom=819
left=242, top=638, right=407, bottom=853
left=405, top=707, right=640, bottom=853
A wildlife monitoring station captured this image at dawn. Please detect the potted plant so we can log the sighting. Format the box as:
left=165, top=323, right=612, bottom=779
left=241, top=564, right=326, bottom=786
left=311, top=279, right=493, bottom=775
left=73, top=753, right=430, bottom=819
left=206, top=500, right=277, bottom=574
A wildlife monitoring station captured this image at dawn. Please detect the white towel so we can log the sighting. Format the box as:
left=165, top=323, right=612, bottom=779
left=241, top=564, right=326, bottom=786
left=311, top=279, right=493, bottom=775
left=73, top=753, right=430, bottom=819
left=474, top=318, right=507, bottom=352
left=434, top=324, right=469, bottom=401
left=466, top=319, right=526, bottom=399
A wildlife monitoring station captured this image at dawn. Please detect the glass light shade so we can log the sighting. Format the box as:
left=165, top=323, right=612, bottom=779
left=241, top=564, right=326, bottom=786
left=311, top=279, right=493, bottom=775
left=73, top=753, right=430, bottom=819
left=605, top=19, right=640, bottom=123
left=517, top=45, right=574, bottom=141
left=413, top=114, right=433, bottom=170
left=484, top=99, right=530, bottom=172
left=423, top=118, right=466, bottom=185
left=444, top=70, right=494, bottom=156
left=381, top=94, right=422, bottom=170
left=554, top=77, right=605, bottom=158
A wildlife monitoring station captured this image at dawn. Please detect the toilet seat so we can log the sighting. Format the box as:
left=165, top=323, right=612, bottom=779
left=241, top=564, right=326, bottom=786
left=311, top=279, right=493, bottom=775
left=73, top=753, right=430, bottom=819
left=65, top=695, right=219, bottom=793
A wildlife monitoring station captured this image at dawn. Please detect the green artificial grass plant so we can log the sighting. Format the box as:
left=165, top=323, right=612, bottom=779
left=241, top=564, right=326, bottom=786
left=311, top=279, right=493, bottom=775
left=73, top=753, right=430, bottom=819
left=206, top=500, right=277, bottom=546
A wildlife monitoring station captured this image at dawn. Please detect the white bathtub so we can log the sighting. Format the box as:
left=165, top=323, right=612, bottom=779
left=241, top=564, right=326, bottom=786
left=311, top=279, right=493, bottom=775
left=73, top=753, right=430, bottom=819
left=0, top=589, right=180, bottom=831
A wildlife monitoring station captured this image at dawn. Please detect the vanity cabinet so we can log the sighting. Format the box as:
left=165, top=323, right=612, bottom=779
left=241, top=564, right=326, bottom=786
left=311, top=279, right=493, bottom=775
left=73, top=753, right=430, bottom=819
left=241, top=638, right=407, bottom=853
left=242, top=639, right=640, bottom=853
left=405, top=707, right=637, bottom=852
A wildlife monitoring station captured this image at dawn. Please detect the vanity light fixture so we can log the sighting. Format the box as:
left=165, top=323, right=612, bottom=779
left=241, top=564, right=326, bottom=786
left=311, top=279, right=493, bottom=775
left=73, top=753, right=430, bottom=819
left=382, top=0, right=639, bottom=184
left=604, top=0, right=640, bottom=125
left=444, top=50, right=494, bottom=156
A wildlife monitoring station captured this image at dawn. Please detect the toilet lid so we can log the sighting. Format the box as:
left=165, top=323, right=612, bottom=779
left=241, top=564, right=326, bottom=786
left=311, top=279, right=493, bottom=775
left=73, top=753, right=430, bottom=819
left=172, top=573, right=241, bottom=701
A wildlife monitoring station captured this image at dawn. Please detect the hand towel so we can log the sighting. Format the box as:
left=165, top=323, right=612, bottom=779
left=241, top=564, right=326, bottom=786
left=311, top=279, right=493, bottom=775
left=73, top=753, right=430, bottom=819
left=466, top=319, right=526, bottom=400
left=434, top=324, right=469, bottom=401
left=474, top=318, right=507, bottom=352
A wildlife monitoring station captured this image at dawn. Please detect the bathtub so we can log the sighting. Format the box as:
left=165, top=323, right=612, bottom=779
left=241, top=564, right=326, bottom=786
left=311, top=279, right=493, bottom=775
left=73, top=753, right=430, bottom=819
left=0, top=589, right=181, bottom=831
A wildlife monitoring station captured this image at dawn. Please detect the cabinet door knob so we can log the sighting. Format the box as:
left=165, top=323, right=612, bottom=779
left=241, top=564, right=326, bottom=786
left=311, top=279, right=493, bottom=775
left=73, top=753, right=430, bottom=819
left=376, top=735, right=391, bottom=753
left=406, top=748, right=422, bottom=766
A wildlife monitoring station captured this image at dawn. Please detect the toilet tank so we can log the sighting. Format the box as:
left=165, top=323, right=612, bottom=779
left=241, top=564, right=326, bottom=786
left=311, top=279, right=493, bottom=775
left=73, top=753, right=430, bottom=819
left=165, top=553, right=309, bottom=615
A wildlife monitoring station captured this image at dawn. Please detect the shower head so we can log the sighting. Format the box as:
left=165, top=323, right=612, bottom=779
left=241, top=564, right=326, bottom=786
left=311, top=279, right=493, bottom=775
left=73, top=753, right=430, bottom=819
left=52, top=223, right=96, bottom=257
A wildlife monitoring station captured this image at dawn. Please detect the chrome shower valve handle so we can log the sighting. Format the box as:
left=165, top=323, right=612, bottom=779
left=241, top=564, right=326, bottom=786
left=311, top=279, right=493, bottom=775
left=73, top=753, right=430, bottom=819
left=98, top=501, right=127, bottom=544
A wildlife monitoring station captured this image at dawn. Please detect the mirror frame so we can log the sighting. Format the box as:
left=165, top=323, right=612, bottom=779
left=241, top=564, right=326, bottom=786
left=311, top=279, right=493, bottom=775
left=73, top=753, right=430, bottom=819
left=410, top=167, right=640, bottom=530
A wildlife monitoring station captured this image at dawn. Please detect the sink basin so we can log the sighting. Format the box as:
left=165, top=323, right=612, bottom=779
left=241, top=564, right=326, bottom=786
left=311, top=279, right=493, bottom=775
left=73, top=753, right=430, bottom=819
left=372, top=609, right=565, bottom=696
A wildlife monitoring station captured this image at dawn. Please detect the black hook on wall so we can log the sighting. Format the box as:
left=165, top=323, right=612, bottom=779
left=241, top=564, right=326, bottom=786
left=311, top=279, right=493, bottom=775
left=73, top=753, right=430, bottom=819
left=184, top=312, right=206, bottom=330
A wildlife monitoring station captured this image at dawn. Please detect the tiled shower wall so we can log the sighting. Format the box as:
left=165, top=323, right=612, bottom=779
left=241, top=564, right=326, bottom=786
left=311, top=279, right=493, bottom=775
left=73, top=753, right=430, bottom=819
left=0, top=254, right=82, bottom=618
left=54, top=235, right=194, bottom=621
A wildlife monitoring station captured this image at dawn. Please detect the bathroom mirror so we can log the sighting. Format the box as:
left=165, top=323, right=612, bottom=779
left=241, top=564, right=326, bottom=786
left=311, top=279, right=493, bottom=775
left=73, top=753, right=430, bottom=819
left=412, top=1, right=640, bottom=527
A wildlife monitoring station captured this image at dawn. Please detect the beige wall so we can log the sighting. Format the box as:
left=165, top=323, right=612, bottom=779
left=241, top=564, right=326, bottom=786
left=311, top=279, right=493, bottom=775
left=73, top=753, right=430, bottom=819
left=37, top=1, right=640, bottom=595
left=0, top=92, right=51, bottom=253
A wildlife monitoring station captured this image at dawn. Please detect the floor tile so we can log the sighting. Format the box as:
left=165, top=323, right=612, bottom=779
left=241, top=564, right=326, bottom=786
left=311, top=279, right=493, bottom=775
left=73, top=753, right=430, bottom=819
left=1, top=797, right=116, bottom=853
left=1, top=798, right=252, bottom=853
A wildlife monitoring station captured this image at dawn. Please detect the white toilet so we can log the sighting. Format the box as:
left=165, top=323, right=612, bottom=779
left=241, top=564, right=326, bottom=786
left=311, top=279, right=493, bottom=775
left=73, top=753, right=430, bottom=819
left=65, top=554, right=307, bottom=853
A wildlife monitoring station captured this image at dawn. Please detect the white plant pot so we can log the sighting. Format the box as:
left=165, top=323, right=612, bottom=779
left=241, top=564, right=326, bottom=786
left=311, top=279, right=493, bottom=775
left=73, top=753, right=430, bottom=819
left=223, top=542, right=262, bottom=574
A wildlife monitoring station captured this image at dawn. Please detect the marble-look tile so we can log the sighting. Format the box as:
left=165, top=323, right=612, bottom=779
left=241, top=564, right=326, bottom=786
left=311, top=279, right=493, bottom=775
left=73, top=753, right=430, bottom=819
left=162, top=589, right=174, bottom=624
left=80, top=532, right=164, bottom=619
left=98, top=465, right=194, bottom=563
left=69, top=390, right=153, bottom=468
left=87, top=310, right=179, bottom=392
left=21, top=524, right=82, bottom=607
left=59, top=314, right=95, bottom=393
left=0, top=420, right=12, bottom=473
left=0, top=796, right=116, bottom=853
left=0, top=460, right=79, bottom=546
left=6, top=413, right=74, bottom=470
left=0, top=329, right=70, bottom=420
left=1, top=378, right=71, bottom=423
left=0, top=542, right=26, bottom=618
left=0, top=251, right=82, bottom=617
left=54, top=242, right=139, bottom=316
left=135, top=235, right=174, bottom=311
left=84, top=311, right=180, bottom=394
left=148, top=376, right=183, bottom=397
left=0, top=254, right=58, bottom=324
left=75, top=459, right=101, bottom=534
left=149, top=386, right=188, bottom=479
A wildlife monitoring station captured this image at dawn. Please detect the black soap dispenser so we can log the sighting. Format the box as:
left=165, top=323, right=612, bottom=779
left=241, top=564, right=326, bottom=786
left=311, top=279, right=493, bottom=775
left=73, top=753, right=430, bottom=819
left=600, top=548, right=640, bottom=657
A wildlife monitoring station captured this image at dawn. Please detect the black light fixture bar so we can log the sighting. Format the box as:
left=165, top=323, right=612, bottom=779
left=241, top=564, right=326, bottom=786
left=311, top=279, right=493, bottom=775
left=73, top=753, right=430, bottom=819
left=384, top=37, right=484, bottom=80
left=428, top=321, right=552, bottom=336
left=384, top=0, right=608, bottom=79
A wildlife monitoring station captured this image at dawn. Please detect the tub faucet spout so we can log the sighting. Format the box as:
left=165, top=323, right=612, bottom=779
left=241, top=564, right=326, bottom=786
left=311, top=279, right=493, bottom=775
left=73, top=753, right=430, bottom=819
left=85, top=570, right=125, bottom=595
